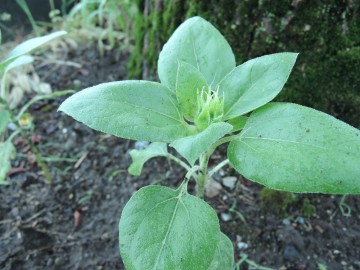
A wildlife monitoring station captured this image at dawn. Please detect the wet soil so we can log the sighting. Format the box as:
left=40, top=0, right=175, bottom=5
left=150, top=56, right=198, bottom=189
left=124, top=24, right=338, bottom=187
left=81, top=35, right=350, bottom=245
left=1, top=40, right=360, bottom=270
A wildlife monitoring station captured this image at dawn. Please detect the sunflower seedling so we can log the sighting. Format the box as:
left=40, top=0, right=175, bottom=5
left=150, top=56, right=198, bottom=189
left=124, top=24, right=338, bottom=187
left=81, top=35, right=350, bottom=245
left=60, top=17, right=360, bottom=269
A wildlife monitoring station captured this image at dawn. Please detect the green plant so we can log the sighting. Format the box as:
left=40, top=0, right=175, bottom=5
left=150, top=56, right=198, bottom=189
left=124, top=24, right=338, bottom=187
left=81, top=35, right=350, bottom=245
left=16, top=0, right=41, bottom=36
left=0, top=30, right=70, bottom=184
left=301, top=198, right=316, bottom=218
left=259, top=187, right=294, bottom=213
left=59, top=17, right=360, bottom=269
left=234, top=253, right=275, bottom=270
left=63, top=0, right=137, bottom=54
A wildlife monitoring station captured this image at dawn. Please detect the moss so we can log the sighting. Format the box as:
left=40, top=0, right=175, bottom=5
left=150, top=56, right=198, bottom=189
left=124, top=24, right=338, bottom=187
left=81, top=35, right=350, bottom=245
left=259, top=187, right=295, bottom=213
left=301, top=198, right=316, bottom=217
left=127, top=0, right=145, bottom=79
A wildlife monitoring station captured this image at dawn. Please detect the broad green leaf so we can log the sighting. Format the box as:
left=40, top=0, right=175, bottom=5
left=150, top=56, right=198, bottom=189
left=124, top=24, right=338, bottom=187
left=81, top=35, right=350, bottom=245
left=170, top=122, right=233, bottom=165
left=219, top=53, right=298, bottom=120
left=0, top=109, right=10, bottom=134
left=0, top=31, right=67, bottom=68
left=158, top=16, right=235, bottom=91
left=119, top=185, right=220, bottom=270
left=0, top=139, right=16, bottom=184
left=227, top=116, right=248, bottom=132
left=228, top=103, right=360, bottom=194
left=208, top=233, right=234, bottom=270
left=59, top=81, right=193, bottom=143
left=176, top=61, right=208, bottom=121
left=128, top=142, right=168, bottom=176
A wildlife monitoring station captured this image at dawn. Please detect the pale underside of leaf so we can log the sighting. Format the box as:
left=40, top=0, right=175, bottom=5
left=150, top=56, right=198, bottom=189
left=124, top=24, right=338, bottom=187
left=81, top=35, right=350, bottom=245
left=59, top=81, right=192, bottom=143
left=228, top=102, right=360, bottom=194
left=128, top=142, right=168, bottom=176
left=119, top=185, right=220, bottom=270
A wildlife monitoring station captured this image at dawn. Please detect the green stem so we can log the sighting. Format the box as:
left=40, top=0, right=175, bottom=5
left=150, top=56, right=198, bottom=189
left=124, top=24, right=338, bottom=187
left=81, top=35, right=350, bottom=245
left=196, top=153, right=210, bottom=198
left=207, top=134, right=240, bottom=155
left=16, top=90, right=74, bottom=120
left=21, top=129, right=52, bottom=183
left=166, top=153, right=191, bottom=172
left=16, top=0, right=41, bottom=36
left=184, top=165, right=200, bottom=182
left=195, top=134, right=241, bottom=198
left=1, top=70, right=7, bottom=99
left=207, top=159, right=229, bottom=178
left=8, top=108, right=52, bottom=183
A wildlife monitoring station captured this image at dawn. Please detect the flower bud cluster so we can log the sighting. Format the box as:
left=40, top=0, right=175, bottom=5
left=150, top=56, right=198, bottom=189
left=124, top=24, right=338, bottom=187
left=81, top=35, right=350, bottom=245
left=194, top=86, right=224, bottom=131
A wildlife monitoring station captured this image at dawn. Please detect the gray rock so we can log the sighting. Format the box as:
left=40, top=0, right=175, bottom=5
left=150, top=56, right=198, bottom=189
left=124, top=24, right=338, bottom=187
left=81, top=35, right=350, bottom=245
left=283, top=244, right=299, bottom=262
left=222, top=176, right=237, bottom=189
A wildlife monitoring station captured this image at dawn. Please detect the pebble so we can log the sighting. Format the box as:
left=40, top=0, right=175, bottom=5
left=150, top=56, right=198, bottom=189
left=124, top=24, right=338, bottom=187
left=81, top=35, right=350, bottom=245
left=46, top=124, right=57, bottom=134
left=282, top=218, right=291, bottom=226
left=134, top=141, right=149, bottom=150
left=205, top=178, right=222, bottom=198
left=101, top=232, right=110, bottom=241
left=283, top=244, right=299, bottom=262
left=237, top=242, right=248, bottom=250
left=220, top=213, right=232, bottom=222
left=55, top=257, right=65, bottom=265
left=73, top=79, right=81, bottom=87
left=7, top=122, right=17, bottom=131
left=222, top=176, right=237, bottom=189
left=295, top=216, right=305, bottom=224
left=46, top=258, right=54, bottom=267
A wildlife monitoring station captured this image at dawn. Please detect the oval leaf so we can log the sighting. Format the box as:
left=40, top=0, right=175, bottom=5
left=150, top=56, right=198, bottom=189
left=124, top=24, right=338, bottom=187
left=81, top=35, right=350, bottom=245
left=219, top=53, right=298, bottom=120
left=59, top=81, right=191, bottom=143
left=158, top=16, right=235, bottom=91
left=128, top=142, right=168, bottom=176
left=119, top=185, right=220, bottom=270
left=176, top=61, right=209, bottom=121
left=228, top=103, right=360, bottom=194
left=208, top=233, right=234, bottom=270
left=171, top=122, right=233, bottom=165
left=0, top=31, right=67, bottom=68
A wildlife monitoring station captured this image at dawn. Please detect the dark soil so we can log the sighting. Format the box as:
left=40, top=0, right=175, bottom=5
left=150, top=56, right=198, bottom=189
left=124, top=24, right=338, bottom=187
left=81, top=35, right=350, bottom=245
left=1, top=39, right=360, bottom=270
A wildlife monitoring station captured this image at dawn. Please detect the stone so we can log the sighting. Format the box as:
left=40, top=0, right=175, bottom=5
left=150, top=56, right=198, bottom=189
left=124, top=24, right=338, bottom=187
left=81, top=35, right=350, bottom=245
left=222, top=176, right=237, bottom=189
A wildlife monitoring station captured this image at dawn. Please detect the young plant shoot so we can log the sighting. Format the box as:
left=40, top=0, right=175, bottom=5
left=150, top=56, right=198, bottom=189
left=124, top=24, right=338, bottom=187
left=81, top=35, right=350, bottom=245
left=0, top=31, right=69, bottom=184
left=59, top=17, right=360, bottom=269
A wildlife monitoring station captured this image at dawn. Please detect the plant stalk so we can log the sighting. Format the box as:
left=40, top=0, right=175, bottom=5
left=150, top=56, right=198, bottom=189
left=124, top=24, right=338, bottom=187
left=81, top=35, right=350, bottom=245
left=8, top=109, right=52, bottom=183
left=196, top=153, right=210, bottom=198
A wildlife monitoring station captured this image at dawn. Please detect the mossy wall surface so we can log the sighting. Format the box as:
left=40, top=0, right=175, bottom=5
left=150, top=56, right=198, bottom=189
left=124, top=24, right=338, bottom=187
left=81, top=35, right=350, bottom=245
left=128, top=0, right=360, bottom=127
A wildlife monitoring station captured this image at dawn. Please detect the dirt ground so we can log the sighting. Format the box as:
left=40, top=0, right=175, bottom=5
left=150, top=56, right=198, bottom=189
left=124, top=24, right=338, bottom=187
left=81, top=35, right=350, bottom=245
left=1, top=39, right=360, bottom=270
